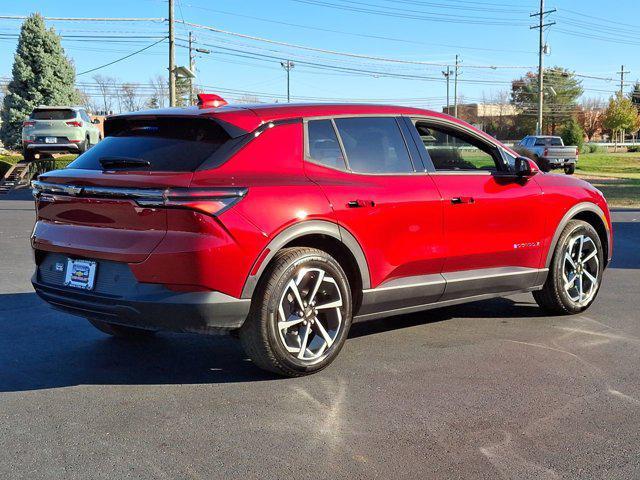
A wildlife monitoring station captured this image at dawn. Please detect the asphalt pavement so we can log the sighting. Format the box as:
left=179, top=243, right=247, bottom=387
left=1, top=188, right=639, bottom=479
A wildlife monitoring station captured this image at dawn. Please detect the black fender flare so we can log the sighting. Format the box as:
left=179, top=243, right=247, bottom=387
left=545, top=202, right=611, bottom=268
left=241, top=220, right=371, bottom=299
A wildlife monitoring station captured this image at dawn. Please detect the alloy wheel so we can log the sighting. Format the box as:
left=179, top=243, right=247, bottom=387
left=277, top=267, right=343, bottom=363
left=562, top=234, right=600, bottom=306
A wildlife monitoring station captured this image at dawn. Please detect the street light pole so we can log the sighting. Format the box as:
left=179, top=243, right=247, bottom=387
left=280, top=60, right=295, bottom=103
left=442, top=67, right=451, bottom=115
left=168, top=0, right=176, bottom=107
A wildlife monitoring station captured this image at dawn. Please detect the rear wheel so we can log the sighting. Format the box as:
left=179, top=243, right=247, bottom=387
left=533, top=220, right=603, bottom=314
left=79, top=135, right=90, bottom=153
left=564, top=164, right=576, bottom=175
left=239, top=247, right=352, bottom=377
left=87, top=318, right=156, bottom=338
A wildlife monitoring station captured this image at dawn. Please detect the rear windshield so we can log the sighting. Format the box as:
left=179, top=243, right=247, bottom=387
left=31, top=109, right=76, bottom=120
left=534, top=137, right=563, bottom=146
left=67, top=116, right=233, bottom=172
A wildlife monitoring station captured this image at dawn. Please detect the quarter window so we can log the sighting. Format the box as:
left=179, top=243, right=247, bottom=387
left=414, top=121, right=500, bottom=172
left=334, top=117, right=413, bottom=174
left=307, top=119, right=347, bottom=170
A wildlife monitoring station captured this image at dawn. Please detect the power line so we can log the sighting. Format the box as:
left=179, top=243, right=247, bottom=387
left=77, top=37, right=167, bottom=76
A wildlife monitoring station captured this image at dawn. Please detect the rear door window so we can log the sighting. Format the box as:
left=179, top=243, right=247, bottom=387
left=333, top=117, right=413, bottom=174
left=306, top=119, right=347, bottom=171
left=67, top=116, right=233, bottom=172
left=31, top=109, right=76, bottom=120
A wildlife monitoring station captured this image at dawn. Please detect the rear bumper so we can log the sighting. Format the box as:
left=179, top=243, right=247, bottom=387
left=542, top=157, right=577, bottom=167
left=24, top=142, right=80, bottom=152
left=32, top=275, right=250, bottom=334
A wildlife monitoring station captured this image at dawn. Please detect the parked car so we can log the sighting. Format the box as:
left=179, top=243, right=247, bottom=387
left=22, top=106, right=102, bottom=161
left=30, top=95, right=612, bottom=376
left=517, top=135, right=578, bottom=174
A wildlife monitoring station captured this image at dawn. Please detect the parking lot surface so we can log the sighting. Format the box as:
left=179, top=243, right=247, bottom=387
left=1, top=189, right=639, bottom=479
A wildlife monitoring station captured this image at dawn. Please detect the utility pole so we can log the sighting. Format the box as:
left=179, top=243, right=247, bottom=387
left=189, top=32, right=195, bottom=105
left=442, top=66, right=451, bottom=115
left=280, top=60, right=295, bottom=103
left=530, top=0, right=556, bottom=135
left=453, top=55, right=460, bottom=118
left=168, top=0, right=176, bottom=106
left=617, top=65, right=630, bottom=96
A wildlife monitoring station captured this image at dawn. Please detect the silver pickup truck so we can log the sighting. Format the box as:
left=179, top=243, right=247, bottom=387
left=517, top=135, right=578, bottom=174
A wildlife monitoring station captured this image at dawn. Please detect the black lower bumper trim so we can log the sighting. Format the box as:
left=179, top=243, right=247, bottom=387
left=32, top=280, right=251, bottom=334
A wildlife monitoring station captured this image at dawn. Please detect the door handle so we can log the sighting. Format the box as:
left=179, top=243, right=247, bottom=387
left=347, top=199, right=375, bottom=208
left=450, top=196, right=474, bottom=205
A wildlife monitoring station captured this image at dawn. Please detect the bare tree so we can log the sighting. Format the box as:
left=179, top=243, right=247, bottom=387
left=149, top=75, right=168, bottom=108
left=120, top=83, right=141, bottom=112
left=92, top=74, right=117, bottom=114
left=577, top=98, right=604, bottom=141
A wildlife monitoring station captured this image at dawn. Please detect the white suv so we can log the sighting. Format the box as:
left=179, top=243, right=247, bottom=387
left=22, top=106, right=102, bottom=161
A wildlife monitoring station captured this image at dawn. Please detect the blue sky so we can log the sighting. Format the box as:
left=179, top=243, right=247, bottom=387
left=1, top=0, right=638, bottom=110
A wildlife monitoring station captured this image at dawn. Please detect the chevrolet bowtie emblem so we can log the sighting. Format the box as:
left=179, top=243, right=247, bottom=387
left=64, top=185, right=83, bottom=196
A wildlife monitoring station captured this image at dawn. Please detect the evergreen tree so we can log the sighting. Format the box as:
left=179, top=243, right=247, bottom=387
left=510, top=67, right=583, bottom=135
left=560, top=116, right=585, bottom=150
left=0, top=13, right=80, bottom=148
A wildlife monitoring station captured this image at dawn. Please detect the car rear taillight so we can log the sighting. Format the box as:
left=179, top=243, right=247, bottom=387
left=576, top=147, right=579, bottom=156
left=140, top=187, right=247, bottom=216
left=66, top=121, right=83, bottom=127
left=543, top=147, right=548, bottom=157
left=23, top=121, right=35, bottom=127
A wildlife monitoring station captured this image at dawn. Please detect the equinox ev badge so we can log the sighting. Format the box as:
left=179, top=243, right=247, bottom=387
left=513, top=241, right=541, bottom=249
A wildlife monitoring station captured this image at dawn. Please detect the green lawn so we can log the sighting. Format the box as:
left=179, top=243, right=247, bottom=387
left=576, top=152, right=640, bottom=207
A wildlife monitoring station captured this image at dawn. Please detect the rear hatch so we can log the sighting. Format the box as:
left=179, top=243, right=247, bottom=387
left=25, top=108, right=81, bottom=143
left=32, top=114, right=246, bottom=263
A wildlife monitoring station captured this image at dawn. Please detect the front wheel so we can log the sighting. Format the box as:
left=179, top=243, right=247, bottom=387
left=533, top=220, right=604, bottom=314
left=239, top=247, right=353, bottom=377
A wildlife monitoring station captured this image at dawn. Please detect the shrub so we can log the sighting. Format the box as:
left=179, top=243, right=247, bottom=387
left=560, top=117, right=585, bottom=150
left=627, top=145, right=640, bottom=153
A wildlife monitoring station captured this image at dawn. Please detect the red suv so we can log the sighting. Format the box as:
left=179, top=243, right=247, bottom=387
left=31, top=95, right=612, bottom=376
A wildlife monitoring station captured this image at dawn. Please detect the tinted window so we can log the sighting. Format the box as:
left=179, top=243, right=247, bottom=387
left=414, top=122, right=499, bottom=171
left=307, top=119, right=347, bottom=170
left=534, top=137, right=563, bottom=146
left=68, top=117, right=232, bottom=172
left=31, top=109, right=76, bottom=120
left=80, top=110, right=91, bottom=122
left=334, top=117, right=413, bottom=174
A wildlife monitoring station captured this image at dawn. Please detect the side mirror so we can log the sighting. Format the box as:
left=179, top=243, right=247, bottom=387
left=514, top=156, right=536, bottom=177
left=92, top=118, right=101, bottom=124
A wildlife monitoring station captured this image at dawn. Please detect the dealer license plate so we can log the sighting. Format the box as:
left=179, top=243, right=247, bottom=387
left=64, top=259, right=97, bottom=290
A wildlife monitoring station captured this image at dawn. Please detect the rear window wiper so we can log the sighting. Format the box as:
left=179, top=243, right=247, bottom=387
left=99, top=157, right=151, bottom=170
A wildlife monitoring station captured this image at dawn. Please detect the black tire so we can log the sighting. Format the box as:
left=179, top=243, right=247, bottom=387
left=564, top=164, right=576, bottom=175
left=78, top=136, right=90, bottom=154
left=87, top=318, right=156, bottom=338
left=533, top=220, right=604, bottom=315
left=239, top=247, right=353, bottom=377
left=23, top=149, right=35, bottom=162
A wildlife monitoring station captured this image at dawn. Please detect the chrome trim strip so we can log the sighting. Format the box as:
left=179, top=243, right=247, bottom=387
left=32, top=180, right=165, bottom=200
left=442, top=267, right=546, bottom=283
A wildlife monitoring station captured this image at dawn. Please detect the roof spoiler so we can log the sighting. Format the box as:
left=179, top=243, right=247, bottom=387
left=197, top=93, right=228, bottom=109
